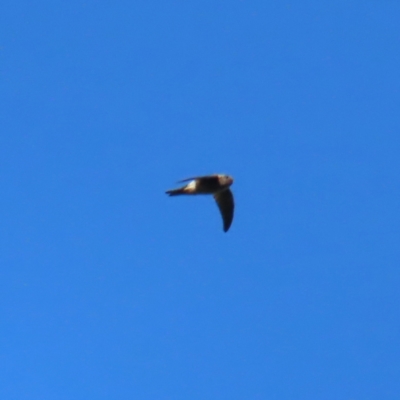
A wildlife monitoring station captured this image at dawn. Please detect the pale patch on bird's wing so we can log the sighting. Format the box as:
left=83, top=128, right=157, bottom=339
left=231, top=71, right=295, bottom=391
left=213, top=189, right=234, bottom=232
left=184, top=180, right=197, bottom=193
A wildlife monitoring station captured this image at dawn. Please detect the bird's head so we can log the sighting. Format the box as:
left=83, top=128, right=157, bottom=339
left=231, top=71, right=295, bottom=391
left=218, top=174, right=234, bottom=187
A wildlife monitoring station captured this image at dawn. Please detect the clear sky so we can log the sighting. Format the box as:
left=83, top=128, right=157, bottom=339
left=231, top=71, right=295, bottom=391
left=1, top=1, right=400, bottom=399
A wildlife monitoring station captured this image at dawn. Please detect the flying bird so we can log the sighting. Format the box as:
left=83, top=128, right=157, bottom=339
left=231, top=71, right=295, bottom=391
left=166, top=174, right=235, bottom=232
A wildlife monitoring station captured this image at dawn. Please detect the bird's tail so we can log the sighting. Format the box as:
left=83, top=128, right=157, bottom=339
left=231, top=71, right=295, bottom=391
left=165, top=187, right=186, bottom=196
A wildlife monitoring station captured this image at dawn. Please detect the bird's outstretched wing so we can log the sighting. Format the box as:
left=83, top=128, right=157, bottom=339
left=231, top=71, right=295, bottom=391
left=213, top=189, right=234, bottom=232
left=177, top=174, right=218, bottom=183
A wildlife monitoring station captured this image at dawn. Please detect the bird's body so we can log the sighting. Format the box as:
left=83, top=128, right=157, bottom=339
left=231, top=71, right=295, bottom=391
left=166, top=174, right=235, bottom=232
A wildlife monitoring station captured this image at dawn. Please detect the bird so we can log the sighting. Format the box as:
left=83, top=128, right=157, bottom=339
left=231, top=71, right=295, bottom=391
left=166, top=174, right=234, bottom=232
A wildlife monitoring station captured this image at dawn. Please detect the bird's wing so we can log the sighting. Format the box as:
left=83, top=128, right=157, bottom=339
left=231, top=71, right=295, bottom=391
left=213, top=189, right=234, bottom=232
left=177, top=174, right=218, bottom=183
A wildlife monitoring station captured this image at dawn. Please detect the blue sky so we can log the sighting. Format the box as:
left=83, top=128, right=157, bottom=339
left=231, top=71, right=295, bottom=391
left=1, top=1, right=400, bottom=399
